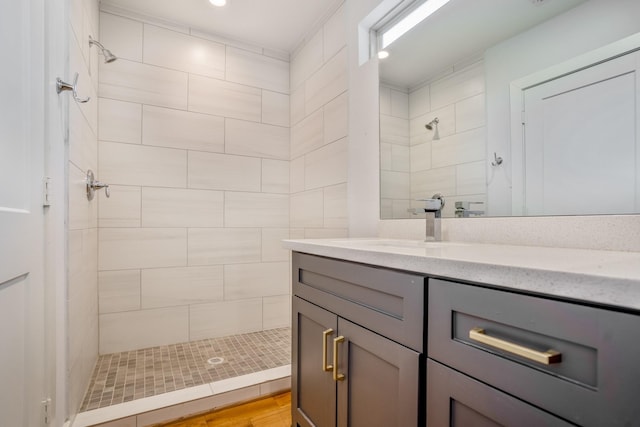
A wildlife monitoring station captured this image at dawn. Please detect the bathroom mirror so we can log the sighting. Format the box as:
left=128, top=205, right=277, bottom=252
left=378, top=0, right=640, bottom=219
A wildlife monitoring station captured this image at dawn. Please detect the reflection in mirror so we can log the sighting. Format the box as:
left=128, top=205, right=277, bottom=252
left=378, top=0, right=640, bottom=219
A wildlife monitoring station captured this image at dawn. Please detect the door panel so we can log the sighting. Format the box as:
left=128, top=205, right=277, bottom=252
left=337, top=318, right=420, bottom=427
left=0, top=0, right=46, bottom=425
left=521, top=51, right=640, bottom=215
left=293, top=297, right=337, bottom=427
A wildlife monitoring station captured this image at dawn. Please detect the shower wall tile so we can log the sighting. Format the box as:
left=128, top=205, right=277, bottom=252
left=262, top=90, right=290, bottom=127
left=225, top=119, right=289, bottom=160
left=431, top=127, right=485, bottom=168
left=305, top=47, right=347, bottom=114
left=290, top=157, right=305, bottom=193
left=99, top=306, right=189, bottom=353
left=189, top=299, right=263, bottom=340
left=142, top=105, right=224, bottom=152
left=188, top=151, right=261, bottom=191
left=187, top=228, right=261, bottom=266
left=99, top=141, right=187, bottom=187
left=391, top=90, right=410, bottom=119
left=303, top=228, right=348, bottom=239
left=99, top=12, right=143, bottom=62
left=290, top=86, right=306, bottom=126
left=143, top=24, right=225, bottom=79
left=141, top=187, right=224, bottom=227
left=99, top=59, right=188, bottom=109
left=141, top=266, right=224, bottom=308
left=98, top=185, right=141, bottom=228
left=261, top=228, right=290, bottom=262
left=223, top=262, right=289, bottom=300
left=98, top=98, right=142, bottom=144
left=380, top=115, right=409, bottom=146
left=380, top=171, right=410, bottom=200
left=224, top=192, right=289, bottom=228
left=304, top=137, right=348, bottom=190
left=290, top=189, right=324, bottom=228
left=226, top=47, right=289, bottom=93
left=291, top=109, right=323, bottom=159
left=430, top=61, right=485, bottom=111
left=456, top=161, right=487, bottom=196
left=290, top=30, right=323, bottom=91
left=323, top=4, right=346, bottom=61
left=323, top=92, right=348, bottom=145
left=262, top=159, right=290, bottom=194
left=411, top=167, right=456, bottom=201
left=410, top=142, right=432, bottom=173
left=99, top=228, right=187, bottom=270
left=98, top=270, right=141, bottom=314
left=69, top=101, right=98, bottom=172
left=263, top=295, right=291, bottom=329
left=409, top=85, right=431, bottom=119
left=456, top=93, right=485, bottom=132
left=188, top=75, right=261, bottom=122
left=323, top=184, right=348, bottom=229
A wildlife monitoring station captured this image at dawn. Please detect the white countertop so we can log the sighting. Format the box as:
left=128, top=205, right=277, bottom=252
left=283, top=238, right=640, bottom=312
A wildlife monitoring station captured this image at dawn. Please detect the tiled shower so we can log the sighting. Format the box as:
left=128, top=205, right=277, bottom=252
left=67, top=0, right=348, bottom=424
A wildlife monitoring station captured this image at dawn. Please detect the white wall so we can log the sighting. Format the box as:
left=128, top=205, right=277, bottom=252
left=67, top=0, right=100, bottom=418
left=97, top=11, right=291, bottom=354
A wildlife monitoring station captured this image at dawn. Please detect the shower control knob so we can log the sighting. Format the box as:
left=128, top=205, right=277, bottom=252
left=86, top=169, right=110, bottom=201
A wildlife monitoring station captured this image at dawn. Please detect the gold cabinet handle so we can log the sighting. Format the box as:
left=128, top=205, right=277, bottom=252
left=469, top=327, right=562, bottom=365
left=322, top=328, right=334, bottom=372
left=333, top=336, right=345, bottom=381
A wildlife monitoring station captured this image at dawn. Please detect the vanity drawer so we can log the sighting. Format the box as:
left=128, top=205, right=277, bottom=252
left=293, top=252, right=425, bottom=352
left=428, top=279, right=640, bottom=427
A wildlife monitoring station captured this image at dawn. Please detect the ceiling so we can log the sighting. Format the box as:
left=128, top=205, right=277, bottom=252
left=379, top=0, right=587, bottom=89
left=100, top=0, right=341, bottom=53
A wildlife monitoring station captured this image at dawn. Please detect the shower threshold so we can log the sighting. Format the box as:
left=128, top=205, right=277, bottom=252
left=73, top=327, right=291, bottom=427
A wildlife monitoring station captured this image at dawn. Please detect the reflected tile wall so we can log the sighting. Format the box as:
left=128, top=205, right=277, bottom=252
left=98, top=10, right=291, bottom=354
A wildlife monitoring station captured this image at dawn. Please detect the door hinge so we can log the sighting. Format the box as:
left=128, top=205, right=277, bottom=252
left=41, top=398, right=52, bottom=425
left=43, top=177, right=52, bottom=207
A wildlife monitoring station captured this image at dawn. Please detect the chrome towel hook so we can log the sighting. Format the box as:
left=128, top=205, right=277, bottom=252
left=86, top=170, right=110, bottom=201
left=56, top=72, right=90, bottom=103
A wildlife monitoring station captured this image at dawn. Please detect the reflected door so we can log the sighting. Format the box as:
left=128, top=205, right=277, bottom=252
left=521, top=51, right=640, bottom=216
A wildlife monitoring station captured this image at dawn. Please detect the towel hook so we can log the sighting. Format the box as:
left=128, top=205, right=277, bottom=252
left=491, top=152, right=503, bottom=167
left=56, top=72, right=90, bottom=103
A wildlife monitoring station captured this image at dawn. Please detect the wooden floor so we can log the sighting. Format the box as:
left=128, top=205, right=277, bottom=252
left=156, top=392, right=291, bottom=427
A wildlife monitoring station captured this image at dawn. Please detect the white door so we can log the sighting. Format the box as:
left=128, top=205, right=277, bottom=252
left=0, top=0, right=47, bottom=425
left=521, top=51, right=640, bottom=216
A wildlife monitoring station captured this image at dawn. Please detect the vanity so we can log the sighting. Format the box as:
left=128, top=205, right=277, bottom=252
left=285, top=239, right=640, bottom=427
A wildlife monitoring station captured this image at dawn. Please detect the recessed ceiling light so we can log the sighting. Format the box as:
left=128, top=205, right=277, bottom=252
left=377, top=50, right=389, bottom=59
left=209, top=0, right=227, bottom=6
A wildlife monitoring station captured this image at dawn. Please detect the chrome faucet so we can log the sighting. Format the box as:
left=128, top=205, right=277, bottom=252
left=407, top=194, right=445, bottom=241
left=455, top=201, right=484, bottom=218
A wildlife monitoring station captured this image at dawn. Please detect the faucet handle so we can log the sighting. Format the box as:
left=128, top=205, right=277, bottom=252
left=417, top=193, right=445, bottom=212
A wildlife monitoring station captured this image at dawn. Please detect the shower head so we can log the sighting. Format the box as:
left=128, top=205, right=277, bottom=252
left=89, top=36, right=117, bottom=63
left=425, top=118, right=440, bottom=140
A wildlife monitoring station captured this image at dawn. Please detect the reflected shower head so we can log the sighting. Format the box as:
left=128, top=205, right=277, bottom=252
left=89, top=36, right=117, bottom=63
left=425, top=117, right=440, bottom=140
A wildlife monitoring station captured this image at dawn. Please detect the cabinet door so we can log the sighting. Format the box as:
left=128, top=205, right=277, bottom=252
left=336, top=318, right=421, bottom=427
left=293, top=296, right=338, bottom=427
left=427, top=359, right=573, bottom=427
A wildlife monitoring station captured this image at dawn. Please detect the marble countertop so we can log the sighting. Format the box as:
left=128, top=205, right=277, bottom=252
left=283, top=238, right=640, bottom=312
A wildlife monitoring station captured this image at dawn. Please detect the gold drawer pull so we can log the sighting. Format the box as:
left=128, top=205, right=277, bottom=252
left=333, top=336, right=345, bottom=381
left=322, top=328, right=334, bottom=372
left=469, top=327, right=562, bottom=365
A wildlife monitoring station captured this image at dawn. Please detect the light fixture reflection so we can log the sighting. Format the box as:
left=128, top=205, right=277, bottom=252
left=377, top=50, right=389, bottom=59
left=209, top=0, right=227, bottom=6
left=382, top=0, right=451, bottom=49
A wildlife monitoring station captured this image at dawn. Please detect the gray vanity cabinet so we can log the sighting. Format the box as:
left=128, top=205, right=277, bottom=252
left=292, top=252, right=425, bottom=427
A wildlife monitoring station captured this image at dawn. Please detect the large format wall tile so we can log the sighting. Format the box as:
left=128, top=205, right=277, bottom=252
left=98, top=270, right=141, bottom=314
left=98, top=185, right=141, bottom=228
left=261, top=228, right=290, bottom=262
left=99, top=306, right=189, bottom=353
left=225, top=119, right=289, bottom=160
left=188, top=151, right=261, bottom=191
left=262, top=90, right=290, bottom=127
left=323, top=4, right=346, bottom=61
left=290, top=189, right=323, bottom=228
left=144, top=24, right=225, bottom=79
left=263, top=295, right=291, bottom=329
left=99, top=12, right=143, bottom=62
left=99, top=59, right=188, bottom=109
left=224, top=192, right=289, bottom=228
left=189, top=299, right=262, bottom=340
left=291, top=30, right=323, bottom=91
left=226, top=47, right=289, bottom=93
left=291, top=109, right=323, bottom=159
left=141, top=266, right=224, bottom=309
left=304, top=138, right=348, bottom=190
left=99, top=228, right=187, bottom=270
left=99, top=141, right=187, bottom=187
left=188, top=228, right=261, bottom=265
left=305, top=47, right=347, bottom=114
left=323, top=92, right=348, bottom=145
left=262, top=159, right=289, bottom=194
left=98, top=98, right=142, bottom=144
left=188, top=75, right=261, bottom=122
left=142, top=105, right=224, bottom=152
left=141, top=187, right=223, bottom=227
left=223, top=262, right=289, bottom=300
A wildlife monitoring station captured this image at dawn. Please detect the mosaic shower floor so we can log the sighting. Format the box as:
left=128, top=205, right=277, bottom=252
left=80, top=327, right=291, bottom=412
